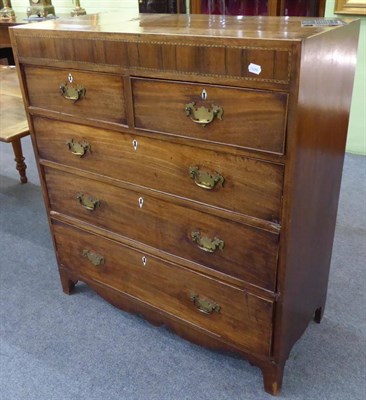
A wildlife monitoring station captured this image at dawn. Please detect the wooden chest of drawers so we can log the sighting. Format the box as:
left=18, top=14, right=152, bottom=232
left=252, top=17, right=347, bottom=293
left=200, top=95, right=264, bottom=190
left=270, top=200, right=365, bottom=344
left=10, top=14, right=360, bottom=395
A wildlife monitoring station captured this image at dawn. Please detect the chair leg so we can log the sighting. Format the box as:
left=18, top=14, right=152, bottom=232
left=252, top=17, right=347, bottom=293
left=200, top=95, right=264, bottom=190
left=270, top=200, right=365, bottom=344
left=11, top=138, right=27, bottom=183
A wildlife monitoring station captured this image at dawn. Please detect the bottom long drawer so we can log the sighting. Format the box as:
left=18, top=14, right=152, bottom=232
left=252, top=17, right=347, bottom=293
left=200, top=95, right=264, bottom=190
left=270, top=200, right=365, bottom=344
left=52, top=221, right=274, bottom=357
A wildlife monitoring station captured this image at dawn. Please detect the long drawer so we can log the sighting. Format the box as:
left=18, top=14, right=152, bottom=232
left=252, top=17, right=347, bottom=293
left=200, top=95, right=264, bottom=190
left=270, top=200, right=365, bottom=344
left=44, top=167, right=279, bottom=291
left=53, top=220, right=274, bottom=356
left=23, top=66, right=126, bottom=125
left=132, top=78, right=288, bottom=154
left=34, top=117, right=283, bottom=223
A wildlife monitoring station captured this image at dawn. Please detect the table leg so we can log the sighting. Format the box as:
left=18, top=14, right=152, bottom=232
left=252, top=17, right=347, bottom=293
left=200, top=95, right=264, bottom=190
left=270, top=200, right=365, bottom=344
left=11, top=138, right=27, bottom=183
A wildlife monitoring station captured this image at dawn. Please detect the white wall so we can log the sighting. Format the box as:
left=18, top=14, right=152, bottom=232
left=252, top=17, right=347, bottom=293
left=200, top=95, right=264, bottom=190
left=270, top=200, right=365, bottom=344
left=10, top=0, right=138, bottom=15
left=325, top=0, right=366, bottom=155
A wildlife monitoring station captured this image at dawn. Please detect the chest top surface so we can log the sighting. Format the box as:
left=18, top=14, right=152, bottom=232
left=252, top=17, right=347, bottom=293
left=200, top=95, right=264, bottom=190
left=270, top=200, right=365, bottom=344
left=11, top=12, right=356, bottom=41
left=10, top=13, right=359, bottom=93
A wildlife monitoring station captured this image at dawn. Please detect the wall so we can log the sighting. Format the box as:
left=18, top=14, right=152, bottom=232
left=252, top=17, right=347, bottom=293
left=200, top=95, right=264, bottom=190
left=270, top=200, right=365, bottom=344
left=8, top=0, right=365, bottom=154
left=325, top=0, right=366, bottom=155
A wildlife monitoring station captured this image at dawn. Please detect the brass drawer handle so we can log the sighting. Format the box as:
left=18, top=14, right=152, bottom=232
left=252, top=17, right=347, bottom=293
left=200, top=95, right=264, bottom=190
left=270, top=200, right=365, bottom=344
left=185, top=102, right=223, bottom=127
left=82, top=249, right=104, bottom=266
left=191, top=294, right=220, bottom=314
left=76, top=193, right=100, bottom=211
left=66, top=139, right=90, bottom=157
left=189, top=166, right=224, bottom=190
left=60, top=81, right=86, bottom=103
left=191, top=231, right=224, bottom=253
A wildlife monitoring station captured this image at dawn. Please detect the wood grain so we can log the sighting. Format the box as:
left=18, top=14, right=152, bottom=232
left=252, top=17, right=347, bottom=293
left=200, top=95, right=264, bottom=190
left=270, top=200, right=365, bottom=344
left=273, top=18, right=362, bottom=364
left=133, top=78, right=288, bottom=154
left=0, top=66, right=29, bottom=183
left=44, top=166, right=279, bottom=291
left=0, top=66, right=28, bottom=141
left=53, top=220, right=274, bottom=356
left=23, top=65, right=126, bottom=125
left=10, top=13, right=360, bottom=396
left=33, top=116, right=284, bottom=223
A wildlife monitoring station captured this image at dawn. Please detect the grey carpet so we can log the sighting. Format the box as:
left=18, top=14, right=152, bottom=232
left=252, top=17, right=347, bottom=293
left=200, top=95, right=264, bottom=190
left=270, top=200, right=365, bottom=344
left=0, top=136, right=365, bottom=400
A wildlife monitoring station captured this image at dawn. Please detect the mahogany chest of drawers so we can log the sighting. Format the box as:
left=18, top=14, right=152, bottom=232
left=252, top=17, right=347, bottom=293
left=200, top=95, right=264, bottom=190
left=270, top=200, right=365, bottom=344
left=10, top=14, right=359, bottom=395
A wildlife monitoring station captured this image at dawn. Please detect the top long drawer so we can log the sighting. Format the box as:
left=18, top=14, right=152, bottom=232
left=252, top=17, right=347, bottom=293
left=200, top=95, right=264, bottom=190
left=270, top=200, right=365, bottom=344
left=132, top=78, right=288, bottom=154
left=23, top=66, right=127, bottom=125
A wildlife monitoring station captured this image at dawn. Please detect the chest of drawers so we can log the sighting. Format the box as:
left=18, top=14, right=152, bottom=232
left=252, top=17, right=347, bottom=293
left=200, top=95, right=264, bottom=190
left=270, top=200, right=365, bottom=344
left=10, top=14, right=359, bottom=395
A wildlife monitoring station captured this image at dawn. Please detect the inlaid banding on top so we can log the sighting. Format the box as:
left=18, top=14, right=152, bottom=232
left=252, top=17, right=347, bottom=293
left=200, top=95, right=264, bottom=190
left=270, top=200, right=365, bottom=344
left=14, top=34, right=292, bottom=84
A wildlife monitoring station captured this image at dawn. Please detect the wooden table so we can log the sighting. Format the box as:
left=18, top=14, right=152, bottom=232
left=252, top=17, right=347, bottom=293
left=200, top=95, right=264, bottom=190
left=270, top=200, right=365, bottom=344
left=1, top=14, right=66, bottom=64
left=0, top=14, right=27, bottom=64
left=0, top=65, right=29, bottom=183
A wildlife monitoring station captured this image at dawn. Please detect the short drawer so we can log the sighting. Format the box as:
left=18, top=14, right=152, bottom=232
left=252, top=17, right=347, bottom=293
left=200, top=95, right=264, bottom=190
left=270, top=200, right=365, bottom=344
left=53, top=221, right=274, bottom=356
left=34, top=117, right=283, bottom=223
left=132, top=78, right=288, bottom=154
left=23, top=66, right=126, bottom=124
left=44, top=167, right=279, bottom=291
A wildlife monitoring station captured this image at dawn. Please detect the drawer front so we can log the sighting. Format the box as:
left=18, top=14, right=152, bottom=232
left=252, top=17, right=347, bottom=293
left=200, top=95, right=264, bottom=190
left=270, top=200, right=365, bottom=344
left=34, top=117, right=283, bottom=223
left=53, top=221, right=274, bottom=356
left=132, top=78, right=288, bottom=154
left=45, top=167, right=279, bottom=291
left=23, top=66, right=126, bottom=124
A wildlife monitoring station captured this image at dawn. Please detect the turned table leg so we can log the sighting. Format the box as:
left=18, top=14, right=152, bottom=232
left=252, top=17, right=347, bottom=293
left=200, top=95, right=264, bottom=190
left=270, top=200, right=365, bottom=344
left=11, top=138, right=27, bottom=184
